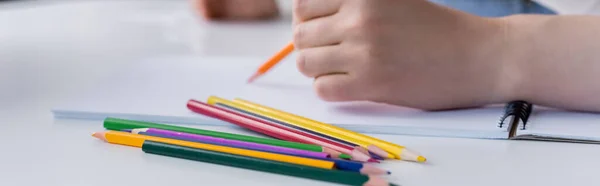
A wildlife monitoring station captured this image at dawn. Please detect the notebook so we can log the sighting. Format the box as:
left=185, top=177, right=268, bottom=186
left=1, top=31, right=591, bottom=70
left=51, top=56, right=600, bottom=144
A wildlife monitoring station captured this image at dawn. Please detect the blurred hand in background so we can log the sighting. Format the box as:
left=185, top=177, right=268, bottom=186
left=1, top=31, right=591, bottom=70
left=192, top=0, right=280, bottom=20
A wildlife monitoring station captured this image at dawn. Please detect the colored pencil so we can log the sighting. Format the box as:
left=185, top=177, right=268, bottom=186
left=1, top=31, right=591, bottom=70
left=142, top=140, right=397, bottom=186
left=186, top=99, right=377, bottom=163
left=232, top=98, right=426, bottom=162
left=131, top=129, right=389, bottom=175
left=103, top=117, right=351, bottom=159
left=212, top=101, right=385, bottom=160
left=247, top=42, right=294, bottom=83
left=129, top=128, right=329, bottom=159
left=92, top=130, right=334, bottom=169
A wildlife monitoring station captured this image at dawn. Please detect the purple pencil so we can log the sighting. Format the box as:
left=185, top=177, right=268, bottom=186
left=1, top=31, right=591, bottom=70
left=130, top=128, right=330, bottom=159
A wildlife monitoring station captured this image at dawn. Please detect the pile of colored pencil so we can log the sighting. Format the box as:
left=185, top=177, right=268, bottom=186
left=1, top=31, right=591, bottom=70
left=92, top=96, right=427, bottom=186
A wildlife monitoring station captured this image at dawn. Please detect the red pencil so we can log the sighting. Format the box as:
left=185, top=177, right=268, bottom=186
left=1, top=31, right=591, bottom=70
left=187, top=99, right=376, bottom=163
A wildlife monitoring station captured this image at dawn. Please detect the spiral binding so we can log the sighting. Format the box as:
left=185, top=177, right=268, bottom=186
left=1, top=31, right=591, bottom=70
left=498, top=100, right=533, bottom=130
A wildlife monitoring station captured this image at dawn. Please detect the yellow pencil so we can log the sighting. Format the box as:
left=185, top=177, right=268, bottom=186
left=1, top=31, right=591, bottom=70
left=92, top=130, right=335, bottom=169
left=227, top=98, right=426, bottom=162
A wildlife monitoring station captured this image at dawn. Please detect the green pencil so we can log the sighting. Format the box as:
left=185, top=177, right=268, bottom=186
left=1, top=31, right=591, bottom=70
left=142, top=141, right=397, bottom=186
left=104, top=117, right=352, bottom=159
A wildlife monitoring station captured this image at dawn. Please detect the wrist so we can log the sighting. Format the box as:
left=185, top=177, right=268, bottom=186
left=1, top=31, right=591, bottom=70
left=465, top=15, right=528, bottom=105
left=490, top=15, right=554, bottom=104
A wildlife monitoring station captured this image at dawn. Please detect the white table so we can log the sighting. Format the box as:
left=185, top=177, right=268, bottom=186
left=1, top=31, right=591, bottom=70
left=1, top=1, right=598, bottom=186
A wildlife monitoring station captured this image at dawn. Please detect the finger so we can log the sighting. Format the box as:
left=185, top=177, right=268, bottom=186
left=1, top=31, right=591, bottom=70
left=293, top=16, right=343, bottom=49
left=313, top=74, right=363, bottom=102
left=192, top=0, right=225, bottom=19
left=194, top=0, right=279, bottom=20
left=293, top=0, right=343, bottom=22
left=223, top=0, right=279, bottom=20
left=297, top=46, right=350, bottom=78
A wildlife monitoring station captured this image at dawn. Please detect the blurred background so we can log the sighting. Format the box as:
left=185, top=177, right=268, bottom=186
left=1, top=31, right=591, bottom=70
left=0, top=0, right=559, bottom=110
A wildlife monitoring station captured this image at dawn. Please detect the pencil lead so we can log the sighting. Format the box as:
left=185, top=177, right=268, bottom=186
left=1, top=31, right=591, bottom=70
left=398, top=148, right=425, bottom=162
left=417, top=156, right=427, bottom=162
left=369, top=152, right=385, bottom=160
left=367, top=158, right=380, bottom=163
left=247, top=73, right=261, bottom=83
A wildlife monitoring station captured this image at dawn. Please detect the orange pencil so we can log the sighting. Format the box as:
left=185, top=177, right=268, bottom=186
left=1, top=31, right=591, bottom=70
left=247, top=42, right=295, bottom=83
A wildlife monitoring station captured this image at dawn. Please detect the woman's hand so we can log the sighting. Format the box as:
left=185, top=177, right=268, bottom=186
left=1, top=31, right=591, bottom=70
left=292, top=0, right=512, bottom=110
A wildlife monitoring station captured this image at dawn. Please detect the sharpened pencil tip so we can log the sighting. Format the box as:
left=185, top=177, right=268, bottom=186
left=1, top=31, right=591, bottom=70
left=368, top=158, right=380, bottom=163
left=91, top=131, right=107, bottom=141
left=370, top=153, right=385, bottom=160
left=417, top=156, right=427, bottom=162
left=247, top=73, right=261, bottom=83
left=387, top=171, right=391, bottom=175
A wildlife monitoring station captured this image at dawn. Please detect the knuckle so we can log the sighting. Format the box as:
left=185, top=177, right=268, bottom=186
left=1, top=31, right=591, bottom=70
left=314, top=79, right=345, bottom=101
left=314, top=81, right=336, bottom=101
left=293, top=0, right=308, bottom=19
left=344, top=13, right=378, bottom=38
left=292, top=25, right=305, bottom=48
left=296, top=51, right=310, bottom=77
left=346, top=13, right=369, bottom=30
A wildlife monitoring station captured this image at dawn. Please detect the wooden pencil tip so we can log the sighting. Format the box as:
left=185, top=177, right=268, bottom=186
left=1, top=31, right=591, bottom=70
left=91, top=131, right=107, bottom=141
left=365, top=175, right=394, bottom=186
left=247, top=73, right=261, bottom=83
left=361, top=164, right=389, bottom=175
left=417, top=156, right=427, bottom=162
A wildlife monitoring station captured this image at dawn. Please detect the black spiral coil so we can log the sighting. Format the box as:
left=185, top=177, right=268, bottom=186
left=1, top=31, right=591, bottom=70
left=498, top=100, right=533, bottom=130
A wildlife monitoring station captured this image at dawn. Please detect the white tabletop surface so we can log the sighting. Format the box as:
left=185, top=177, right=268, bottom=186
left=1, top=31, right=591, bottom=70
left=1, top=1, right=599, bottom=186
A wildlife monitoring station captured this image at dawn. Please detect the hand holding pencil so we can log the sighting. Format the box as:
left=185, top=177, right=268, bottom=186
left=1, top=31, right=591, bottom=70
left=248, top=0, right=511, bottom=111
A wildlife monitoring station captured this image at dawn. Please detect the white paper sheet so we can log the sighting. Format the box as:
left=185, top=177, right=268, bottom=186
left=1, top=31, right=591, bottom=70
left=52, top=56, right=524, bottom=139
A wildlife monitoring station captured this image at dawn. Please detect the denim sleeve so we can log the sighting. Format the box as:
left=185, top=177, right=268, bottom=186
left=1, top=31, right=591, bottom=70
left=428, top=0, right=556, bottom=17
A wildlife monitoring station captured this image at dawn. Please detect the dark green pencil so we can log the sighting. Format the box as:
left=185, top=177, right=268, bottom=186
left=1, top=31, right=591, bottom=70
left=142, top=141, right=397, bottom=186
left=104, top=117, right=352, bottom=159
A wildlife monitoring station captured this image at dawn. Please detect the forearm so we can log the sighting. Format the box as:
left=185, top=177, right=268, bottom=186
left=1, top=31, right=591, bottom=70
left=500, top=14, right=600, bottom=112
